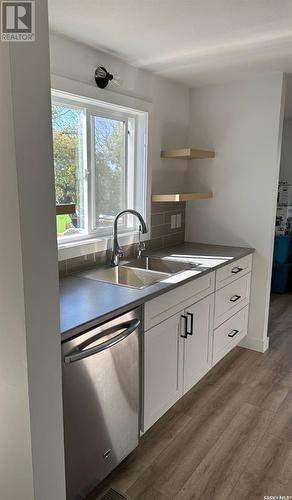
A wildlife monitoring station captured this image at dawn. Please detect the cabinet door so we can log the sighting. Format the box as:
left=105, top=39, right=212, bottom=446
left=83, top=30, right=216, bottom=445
left=143, top=313, right=183, bottom=432
left=183, top=294, right=214, bottom=394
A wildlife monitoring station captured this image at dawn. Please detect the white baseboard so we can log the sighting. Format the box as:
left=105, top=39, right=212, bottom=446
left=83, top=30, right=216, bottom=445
left=239, top=335, right=269, bottom=353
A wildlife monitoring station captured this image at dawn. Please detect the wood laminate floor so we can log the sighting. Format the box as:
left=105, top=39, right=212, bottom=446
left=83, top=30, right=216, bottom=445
left=88, top=294, right=292, bottom=500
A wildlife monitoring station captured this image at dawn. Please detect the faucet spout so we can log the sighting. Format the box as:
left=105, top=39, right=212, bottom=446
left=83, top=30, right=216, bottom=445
left=111, top=209, right=147, bottom=266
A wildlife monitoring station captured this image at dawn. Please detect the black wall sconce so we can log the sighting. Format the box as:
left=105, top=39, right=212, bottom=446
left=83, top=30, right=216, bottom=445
left=95, top=66, right=114, bottom=89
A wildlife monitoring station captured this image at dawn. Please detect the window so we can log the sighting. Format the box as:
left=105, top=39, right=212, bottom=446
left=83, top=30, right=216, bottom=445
left=52, top=91, right=148, bottom=246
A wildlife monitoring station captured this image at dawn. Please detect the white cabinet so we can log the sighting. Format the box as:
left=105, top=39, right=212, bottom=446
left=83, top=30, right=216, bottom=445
left=216, top=254, right=252, bottom=290
left=144, top=272, right=215, bottom=330
left=142, top=254, right=253, bottom=433
left=143, top=313, right=183, bottom=432
left=143, top=294, right=214, bottom=432
left=214, top=273, right=251, bottom=328
left=213, top=306, right=248, bottom=364
left=183, top=295, right=214, bottom=393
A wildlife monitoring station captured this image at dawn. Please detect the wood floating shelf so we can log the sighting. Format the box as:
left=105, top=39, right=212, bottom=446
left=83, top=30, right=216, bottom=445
left=161, top=148, right=215, bottom=160
left=56, top=204, right=76, bottom=215
left=152, top=192, right=213, bottom=202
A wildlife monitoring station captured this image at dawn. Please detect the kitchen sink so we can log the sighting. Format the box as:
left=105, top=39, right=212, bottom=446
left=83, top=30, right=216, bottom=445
left=78, top=265, right=170, bottom=289
left=123, top=256, right=200, bottom=274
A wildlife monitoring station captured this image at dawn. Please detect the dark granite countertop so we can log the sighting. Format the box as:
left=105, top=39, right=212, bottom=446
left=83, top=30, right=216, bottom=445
left=60, top=242, right=254, bottom=341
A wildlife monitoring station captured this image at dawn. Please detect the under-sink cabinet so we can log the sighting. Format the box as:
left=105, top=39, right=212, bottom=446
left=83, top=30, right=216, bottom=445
left=142, top=254, right=253, bottom=432
left=144, top=271, right=215, bottom=331
left=182, top=295, right=214, bottom=393
left=143, top=312, right=184, bottom=432
left=143, top=293, right=214, bottom=432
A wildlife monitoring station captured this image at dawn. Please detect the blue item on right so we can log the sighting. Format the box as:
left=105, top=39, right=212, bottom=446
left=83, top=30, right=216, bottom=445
left=271, top=262, right=292, bottom=293
left=273, top=235, right=292, bottom=264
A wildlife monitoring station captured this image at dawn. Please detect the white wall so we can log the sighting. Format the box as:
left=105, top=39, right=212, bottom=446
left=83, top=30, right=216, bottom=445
left=0, top=2, right=66, bottom=499
left=50, top=35, right=286, bottom=352
left=279, top=118, right=292, bottom=182
left=49, top=33, right=190, bottom=195
left=0, top=43, right=34, bottom=500
left=186, top=73, right=285, bottom=352
left=284, top=74, right=292, bottom=119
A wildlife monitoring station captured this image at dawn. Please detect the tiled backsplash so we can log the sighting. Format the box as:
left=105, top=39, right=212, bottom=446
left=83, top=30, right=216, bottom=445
left=148, top=201, right=185, bottom=250
left=59, top=202, right=185, bottom=276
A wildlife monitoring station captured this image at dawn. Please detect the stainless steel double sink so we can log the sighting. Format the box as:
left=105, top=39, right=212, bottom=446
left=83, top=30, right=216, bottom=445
left=78, top=256, right=201, bottom=289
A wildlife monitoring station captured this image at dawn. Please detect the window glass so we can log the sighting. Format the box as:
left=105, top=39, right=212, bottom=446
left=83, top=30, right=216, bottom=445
left=92, top=116, right=125, bottom=229
left=52, top=103, right=86, bottom=239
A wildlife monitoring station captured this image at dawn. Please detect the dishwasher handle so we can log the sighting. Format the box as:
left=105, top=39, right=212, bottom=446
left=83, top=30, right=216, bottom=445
left=64, top=318, right=140, bottom=364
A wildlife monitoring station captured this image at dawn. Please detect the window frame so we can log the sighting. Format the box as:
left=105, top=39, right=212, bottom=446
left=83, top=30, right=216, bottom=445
left=52, top=90, right=149, bottom=249
left=88, top=109, right=131, bottom=237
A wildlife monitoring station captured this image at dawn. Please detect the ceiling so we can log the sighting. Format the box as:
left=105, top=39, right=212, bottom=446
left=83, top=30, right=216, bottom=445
left=48, top=0, right=292, bottom=87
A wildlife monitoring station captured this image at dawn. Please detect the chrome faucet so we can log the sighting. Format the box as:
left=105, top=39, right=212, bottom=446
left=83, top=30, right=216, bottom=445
left=137, top=225, right=146, bottom=259
left=111, top=209, right=147, bottom=266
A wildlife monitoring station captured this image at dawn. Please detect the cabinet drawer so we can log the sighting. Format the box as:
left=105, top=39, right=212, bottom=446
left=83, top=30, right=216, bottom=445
left=214, top=273, right=251, bottom=328
left=144, top=272, right=215, bottom=331
left=213, top=306, right=248, bottom=364
left=216, top=254, right=252, bottom=290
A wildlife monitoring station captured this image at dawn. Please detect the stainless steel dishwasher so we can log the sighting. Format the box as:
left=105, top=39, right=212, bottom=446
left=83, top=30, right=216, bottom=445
left=61, top=308, right=141, bottom=500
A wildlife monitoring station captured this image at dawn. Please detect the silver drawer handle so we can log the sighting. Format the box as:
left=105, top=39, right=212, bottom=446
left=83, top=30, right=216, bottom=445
left=230, top=294, right=241, bottom=302
left=231, top=266, right=243, bottom=274
left=228, top=329, right=239, bottom=338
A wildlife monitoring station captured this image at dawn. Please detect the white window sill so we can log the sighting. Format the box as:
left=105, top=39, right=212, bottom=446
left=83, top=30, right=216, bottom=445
left=58, top=231, right=149, bottom=261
